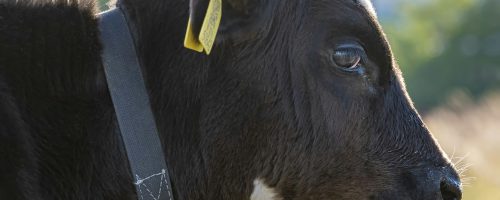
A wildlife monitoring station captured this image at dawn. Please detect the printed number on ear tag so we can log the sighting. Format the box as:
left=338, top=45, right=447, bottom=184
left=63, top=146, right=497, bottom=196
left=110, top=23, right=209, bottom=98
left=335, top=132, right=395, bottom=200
left=184, top=0, right=222, bottom=55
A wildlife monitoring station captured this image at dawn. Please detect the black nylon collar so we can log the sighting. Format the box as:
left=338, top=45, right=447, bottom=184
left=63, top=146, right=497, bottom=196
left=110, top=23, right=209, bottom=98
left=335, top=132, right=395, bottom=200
left=98, top=7, right=175, bottom=200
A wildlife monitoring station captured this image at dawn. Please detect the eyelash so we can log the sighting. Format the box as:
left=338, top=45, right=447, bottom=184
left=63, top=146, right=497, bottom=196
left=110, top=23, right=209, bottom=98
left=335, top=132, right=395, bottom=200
left=330, top=44, right=367, bottom=73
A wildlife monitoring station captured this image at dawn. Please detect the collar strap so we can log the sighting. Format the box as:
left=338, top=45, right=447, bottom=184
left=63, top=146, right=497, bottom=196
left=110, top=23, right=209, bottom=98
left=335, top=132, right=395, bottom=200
left=98, top=7, right=175, bottom=200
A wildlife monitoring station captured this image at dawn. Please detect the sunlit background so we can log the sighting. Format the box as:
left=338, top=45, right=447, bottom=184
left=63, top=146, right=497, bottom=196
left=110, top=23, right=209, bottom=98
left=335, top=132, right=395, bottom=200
left=373, top=0, right=500, bottom=199
left=99, top=0, right=500, bottom=199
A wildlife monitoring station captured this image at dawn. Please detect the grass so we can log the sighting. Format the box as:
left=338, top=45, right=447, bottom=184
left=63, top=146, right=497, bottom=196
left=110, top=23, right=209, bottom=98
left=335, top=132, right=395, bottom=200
left=424, top=90, right=500, bottom=200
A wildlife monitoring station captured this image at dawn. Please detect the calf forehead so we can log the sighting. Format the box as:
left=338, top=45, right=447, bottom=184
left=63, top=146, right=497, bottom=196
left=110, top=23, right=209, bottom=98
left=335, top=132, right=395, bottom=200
left=311, top=0, right=377, bottom=18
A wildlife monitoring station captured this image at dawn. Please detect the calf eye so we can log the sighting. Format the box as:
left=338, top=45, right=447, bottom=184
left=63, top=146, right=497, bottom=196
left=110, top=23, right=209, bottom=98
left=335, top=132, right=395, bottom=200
left=331, top=44, right=366, bottom=71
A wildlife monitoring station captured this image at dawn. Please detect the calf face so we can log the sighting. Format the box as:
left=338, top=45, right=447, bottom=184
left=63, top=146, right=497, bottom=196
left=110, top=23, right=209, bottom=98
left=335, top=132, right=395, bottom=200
left=124, top=0, right=463, bottom=199
left=185, top=0, right=462, bottom=199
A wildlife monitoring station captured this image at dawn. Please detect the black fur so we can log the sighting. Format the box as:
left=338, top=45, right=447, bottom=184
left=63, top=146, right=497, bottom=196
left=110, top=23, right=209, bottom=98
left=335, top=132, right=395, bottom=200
left=0, top=1, right=133, bottom=199
left=0, top=0, right=461, bottom=199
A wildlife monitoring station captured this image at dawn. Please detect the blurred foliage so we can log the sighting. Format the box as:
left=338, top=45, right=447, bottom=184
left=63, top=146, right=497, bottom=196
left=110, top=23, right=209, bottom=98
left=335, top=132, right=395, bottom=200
left=379, top=1, right=500, bottom=199
left=380, top=0, right=500, bottom=111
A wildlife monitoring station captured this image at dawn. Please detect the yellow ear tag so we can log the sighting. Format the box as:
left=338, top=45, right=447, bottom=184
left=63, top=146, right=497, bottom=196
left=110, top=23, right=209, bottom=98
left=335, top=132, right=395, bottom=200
left=184, top=0, right=222, bottom=55
left=184, top=18, right=204, bottom=53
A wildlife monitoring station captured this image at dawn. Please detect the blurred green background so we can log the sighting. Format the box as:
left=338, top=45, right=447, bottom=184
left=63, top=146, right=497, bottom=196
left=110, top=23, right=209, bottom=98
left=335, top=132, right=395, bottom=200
left=374, top=1, right=500, bottom=198
left=375, top=0, right=500, bottom=111
left=99, top=0, right=500, bottom=199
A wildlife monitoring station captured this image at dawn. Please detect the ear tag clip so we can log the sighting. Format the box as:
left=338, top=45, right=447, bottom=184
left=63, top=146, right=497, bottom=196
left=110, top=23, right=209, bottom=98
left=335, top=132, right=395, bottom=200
left=184, top=0, right=222, bottom=55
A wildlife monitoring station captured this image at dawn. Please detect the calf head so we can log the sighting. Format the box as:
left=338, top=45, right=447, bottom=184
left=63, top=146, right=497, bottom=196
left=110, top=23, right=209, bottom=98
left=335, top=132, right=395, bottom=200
left=125, top=0, right=463, bottom=199
left=185, top=0, right=463, bottom=199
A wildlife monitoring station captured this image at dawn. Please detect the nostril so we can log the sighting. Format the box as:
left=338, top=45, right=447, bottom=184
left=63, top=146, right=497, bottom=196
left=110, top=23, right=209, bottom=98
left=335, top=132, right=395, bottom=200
left=440, top=179, right=462, bottom=200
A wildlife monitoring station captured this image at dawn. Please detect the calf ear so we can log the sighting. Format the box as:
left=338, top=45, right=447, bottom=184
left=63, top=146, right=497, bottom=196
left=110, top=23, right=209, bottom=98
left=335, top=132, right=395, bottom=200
left=189, top=0, right=271, bottom=42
